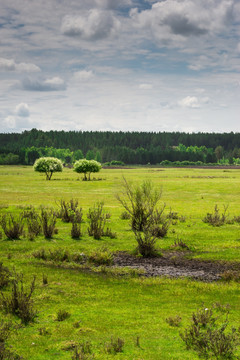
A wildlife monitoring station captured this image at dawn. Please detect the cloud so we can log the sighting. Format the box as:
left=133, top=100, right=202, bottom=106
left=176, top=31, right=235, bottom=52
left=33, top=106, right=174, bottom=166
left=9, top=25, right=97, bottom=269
left=165, top=13, right=207, bottom=36
left=94, top=0, right=132, bottom=9
left=178, top=96, right=200, bottom=108
left=15, top=103, right=30, bottom=117
left=130, top=0, right=237, bottom=46
left=139, top=83, right=153, bottom=90
left=73, top=70, right=94, bottom=81
left=61, top=9, right=120, bottom=40
left=0, top=58, right=41, bottom=72
left=21, top=77, right=66, bottom=91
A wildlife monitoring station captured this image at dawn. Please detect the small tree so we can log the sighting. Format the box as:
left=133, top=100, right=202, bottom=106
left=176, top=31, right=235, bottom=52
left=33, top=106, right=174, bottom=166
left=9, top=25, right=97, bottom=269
left=73, top=159, right=101, bottom=181
left=33, top=157, right=63, bottom=180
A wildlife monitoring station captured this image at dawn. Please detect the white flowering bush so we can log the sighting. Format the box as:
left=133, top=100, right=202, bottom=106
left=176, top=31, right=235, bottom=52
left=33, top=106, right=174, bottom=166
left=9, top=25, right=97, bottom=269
left=73, top=159, right=101, bottom=180
left=33, top=157, right=63, bottom=180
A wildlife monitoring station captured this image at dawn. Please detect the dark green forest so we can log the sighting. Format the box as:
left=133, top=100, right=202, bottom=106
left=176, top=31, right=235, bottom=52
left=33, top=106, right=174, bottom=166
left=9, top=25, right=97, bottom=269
left=1, top=128, right=240, bottom=165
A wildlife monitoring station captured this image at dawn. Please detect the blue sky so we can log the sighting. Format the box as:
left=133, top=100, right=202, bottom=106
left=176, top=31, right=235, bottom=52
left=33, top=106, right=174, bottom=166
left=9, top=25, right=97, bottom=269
left=0, top=0, right=240, bottom=133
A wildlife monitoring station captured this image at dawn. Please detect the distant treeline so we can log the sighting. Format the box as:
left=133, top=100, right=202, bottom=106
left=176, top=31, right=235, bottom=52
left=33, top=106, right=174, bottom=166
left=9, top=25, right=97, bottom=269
left=1, top=128, right=240, bottom=165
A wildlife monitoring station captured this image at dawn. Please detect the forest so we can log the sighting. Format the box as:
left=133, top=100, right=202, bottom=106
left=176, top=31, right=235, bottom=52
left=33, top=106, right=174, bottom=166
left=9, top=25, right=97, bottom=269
left=1, top=128, right=240, bottom=165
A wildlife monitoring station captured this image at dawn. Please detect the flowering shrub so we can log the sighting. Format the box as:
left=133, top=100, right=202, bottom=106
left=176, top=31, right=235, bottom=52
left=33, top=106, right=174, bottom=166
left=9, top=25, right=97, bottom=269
left=73, top=159, right=101, bottom=180
left=33, top=157, right=63, bottom=180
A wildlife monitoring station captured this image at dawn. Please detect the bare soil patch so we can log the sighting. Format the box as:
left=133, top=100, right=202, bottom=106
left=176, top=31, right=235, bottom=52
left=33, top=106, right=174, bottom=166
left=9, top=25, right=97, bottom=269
left=113, top=251, right=240, bottom=282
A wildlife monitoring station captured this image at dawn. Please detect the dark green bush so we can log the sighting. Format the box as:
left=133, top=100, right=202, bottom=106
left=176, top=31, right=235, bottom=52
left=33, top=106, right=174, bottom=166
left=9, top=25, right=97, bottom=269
left=56, top=309, right=71, bottom=322
left=180, top=305, right=240, bottom=359
left=87, top=202, right=106, bottom=240
left=0, top=263, right=11, bottom=289
left=0, top=213, right=24, bottom=240
left=0, top=275, right=37, bottom=324
left=203, top=205, right=229, bottom=227
left=105, top=337, right=125, bottom=354
left=40, top=208, right=57, bottom=238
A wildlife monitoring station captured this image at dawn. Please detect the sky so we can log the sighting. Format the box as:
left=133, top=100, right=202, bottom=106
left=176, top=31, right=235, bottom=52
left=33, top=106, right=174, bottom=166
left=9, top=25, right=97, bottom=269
left=0, top=0, right=240, bottom=134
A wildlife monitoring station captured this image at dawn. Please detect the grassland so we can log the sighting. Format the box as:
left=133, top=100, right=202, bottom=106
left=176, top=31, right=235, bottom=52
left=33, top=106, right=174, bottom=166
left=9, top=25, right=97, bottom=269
left=0, top=165, right=240, bottom=359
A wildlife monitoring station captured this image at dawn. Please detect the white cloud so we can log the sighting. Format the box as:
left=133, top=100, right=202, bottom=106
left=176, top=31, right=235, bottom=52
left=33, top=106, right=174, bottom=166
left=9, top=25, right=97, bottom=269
left=73, top=70, right=94, bottom=81
left=15, top=103, right=30, bottom=117
left=61, top=9, right=120, bottom=40
left=178, top=96, right=200, bottom=108
left=0, top=58, right=41, bottom=72
left=3, top=116, right=16, bottom=129
left=21, top=77, right=66, bottom=91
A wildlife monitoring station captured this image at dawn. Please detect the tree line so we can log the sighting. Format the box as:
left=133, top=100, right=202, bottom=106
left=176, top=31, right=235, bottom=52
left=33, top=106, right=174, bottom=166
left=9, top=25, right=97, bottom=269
left=1, top=128, right=240, bottom=165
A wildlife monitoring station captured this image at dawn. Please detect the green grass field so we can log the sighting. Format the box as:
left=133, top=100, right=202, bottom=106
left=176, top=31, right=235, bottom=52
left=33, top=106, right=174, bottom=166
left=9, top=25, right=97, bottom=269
left=0, top=165, right=240, bottom=359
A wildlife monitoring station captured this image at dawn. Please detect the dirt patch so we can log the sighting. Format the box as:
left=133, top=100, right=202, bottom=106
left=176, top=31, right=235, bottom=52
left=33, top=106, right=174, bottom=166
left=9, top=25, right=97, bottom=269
left=113, top=251, right=240, bottom=282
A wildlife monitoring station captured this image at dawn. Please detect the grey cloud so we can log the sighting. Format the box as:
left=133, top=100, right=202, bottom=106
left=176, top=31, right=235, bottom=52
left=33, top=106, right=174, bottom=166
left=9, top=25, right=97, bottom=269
left=165, top=14, right=208, bottom=36
left=61, top=9, right=120, bottom=40
left=21, top=77, right=66, bottom=91
left=0, top=58, right=41, bottom=72
left=94, top=0, right=132, bottom=9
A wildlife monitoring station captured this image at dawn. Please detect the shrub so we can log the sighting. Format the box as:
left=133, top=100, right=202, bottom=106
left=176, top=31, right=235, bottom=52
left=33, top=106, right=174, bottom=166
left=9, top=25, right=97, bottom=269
left=23, top=208, right=42, bottom=238
left=220, top=270, right=240, bottom=282
left=56, top=309, right=71, bottom=321
left=33, top=157, right=63, bottom=180
left=74, top=159, right=101, bottom=181
left=105, top=337, right=125, bottom=354
left=110, top=160, right=125, bottom=166
left=171, top=238, right=190, bottom=251
left=72, top=341, right=94, bottom=360
left=166, top=315, right=182, bottom=327
left=0, top=263, right=11, bottom=289
left=0, top=213, right=24, bottom=240
left=0, top=321, right=22, bottom=359
left=120, top=211, right=131, bottom=220
left=87, top=202, right=106, bottom=240
left=180, top=305, right=240, bottom=359
left=103, top=227, right=117, bottom=239
left=134, top=228, right=158, bottom=257
left=116, top=178, right=167, bottom=256
left=57, top=199, right=83, bottom=223
left=0, top=275, right=37, bottom=324
left=71, top=221, right=82, bottom=239
left=40, top=208, right=57, bottom=239
left=116, top=178, right=163, bottom=231
left=88, top=248, right=113, bottom=266
left=203, top=205, right=229, bottom=227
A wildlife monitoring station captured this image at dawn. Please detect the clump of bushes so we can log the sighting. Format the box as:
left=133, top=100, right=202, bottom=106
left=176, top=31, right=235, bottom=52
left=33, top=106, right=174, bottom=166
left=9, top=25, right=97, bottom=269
left=87, top=202, right=115, bottom=240
left=88, top=248, right=113, bottom=266
left=57, top=199, right=83, bottom=223
left=203, top=205, right=229, bottom=227
left=180, top=305, right=240, bottom=359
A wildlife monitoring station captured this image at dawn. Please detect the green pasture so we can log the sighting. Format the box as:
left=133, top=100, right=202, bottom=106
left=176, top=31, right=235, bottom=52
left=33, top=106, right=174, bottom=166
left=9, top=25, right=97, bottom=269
left=0, top=165, right=240, bottom=359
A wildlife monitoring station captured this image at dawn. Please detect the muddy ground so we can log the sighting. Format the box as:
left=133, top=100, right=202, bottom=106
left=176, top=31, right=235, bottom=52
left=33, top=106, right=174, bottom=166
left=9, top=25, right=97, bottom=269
left=113, top=251, right=240, bottom=282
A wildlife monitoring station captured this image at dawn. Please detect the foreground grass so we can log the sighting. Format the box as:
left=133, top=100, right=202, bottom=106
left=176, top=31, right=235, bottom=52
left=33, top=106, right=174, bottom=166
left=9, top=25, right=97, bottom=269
left=0, top=165, right=240, bottom=359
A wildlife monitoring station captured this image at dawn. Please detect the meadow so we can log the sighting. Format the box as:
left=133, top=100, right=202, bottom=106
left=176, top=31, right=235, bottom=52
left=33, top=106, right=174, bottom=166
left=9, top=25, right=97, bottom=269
left=0, top=165, right=239, bottom=359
